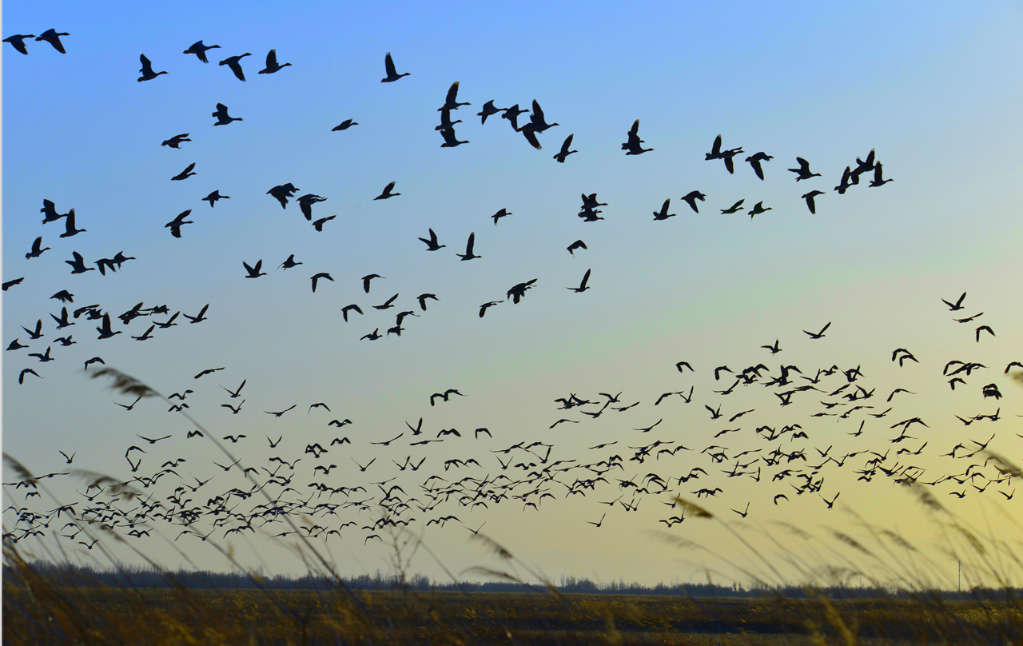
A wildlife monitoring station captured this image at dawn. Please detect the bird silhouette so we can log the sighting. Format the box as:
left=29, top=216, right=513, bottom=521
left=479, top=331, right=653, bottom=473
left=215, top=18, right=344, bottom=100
left=183, top=304, right=209, bottom=324
left=202, top=190, right=229, bottom=207
left=311, top=273, right=334, bottom=292
left=3, top=34, right=35, bottom=55
left=942, top=292, right=967, bottom=311
left=681, top=191, right=706, bottom=213
left=622, top=119, right=653, bottom=155
left=60, top=210, right=86, bottom=238
left=25, top=237, right=50, bottom=260
left=19, top=368, right=41, bottom=384
left=745, top=152, right=773, bottom=180
left=528, top=99, right=558, bottom=134
left=477, top=100, right=506, bottom=124
left=804, top=322, right=831, bottom=339
left=653, top=199, right=676, bottom=221
left=362, top=274, right=383, bottom=293
left=66, top=251, right=95, bottom=274
left=567, top=240, right=587, bottom=256
left=341, top=304, right=364, bottom=322
left=332, top=119, right=358, bottom=131
left=419, top=228, right=446, bottom=251
left=720, top=199, right=745, bottom=214
left=439, top=126, right=469, bottom=147
left=219, top=53, right=252, bottom=81
left=869, top=162, right=893, bottom=187
left=138, top=53, right=168, bottom=81
left=162, top=133, right=191, bottom=148
left=553, top=134, right=577, bottom=163
left=279, top=254, right=302, bottom=270
left=802, top=190, right=825, bottom=214
left=439, top=81, right=470, bottom=111
left=749, top=202, right=772, bottom=219
left=373, top=294, right=399, bottom=310
left=222, top=380, right=246, bottom=398
left=165, top=210, right=193, bottom=238
left=183, top=40, right=220, bottom=63
left=381, top=52, right=409, bottom=82
left=567, top=269, right=591, bottom=293
left=417, top=293, right=439, bottom=311
left=788, top=157, right=821, bottom=181
left=171, top=163, right=197, bottom=181
left=212, top=103, right=242, bottom=126
left=457, top=233, right=481, bottom=260
left=35, top=29, right=69, bottom=54
left=243, top=260, right=266, bottom=278
left=374, top=182, right=400, bottom=200
left=258, top=49, right=291, bottom=74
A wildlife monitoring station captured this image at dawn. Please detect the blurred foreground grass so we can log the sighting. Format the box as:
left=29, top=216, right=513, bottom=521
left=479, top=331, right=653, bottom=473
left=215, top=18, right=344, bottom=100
left=6, top=546, right=1023, bottom=646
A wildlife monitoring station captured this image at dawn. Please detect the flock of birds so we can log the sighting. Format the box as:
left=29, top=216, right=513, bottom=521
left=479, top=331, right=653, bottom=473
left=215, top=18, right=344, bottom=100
left=3, top=31, right=1019, bottom=560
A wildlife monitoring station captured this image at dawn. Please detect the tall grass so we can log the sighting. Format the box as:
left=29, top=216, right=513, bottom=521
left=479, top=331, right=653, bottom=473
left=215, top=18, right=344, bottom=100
left=4, top=368, right=1023, bottom=645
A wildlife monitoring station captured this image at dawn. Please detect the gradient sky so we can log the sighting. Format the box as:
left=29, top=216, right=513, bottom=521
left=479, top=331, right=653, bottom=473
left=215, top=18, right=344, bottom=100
left=3, top=1, right=1022, bottom=587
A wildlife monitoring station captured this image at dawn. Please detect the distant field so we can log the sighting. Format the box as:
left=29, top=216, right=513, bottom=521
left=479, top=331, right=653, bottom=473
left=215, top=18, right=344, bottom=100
left=6, top=584, right=1023, bottom=645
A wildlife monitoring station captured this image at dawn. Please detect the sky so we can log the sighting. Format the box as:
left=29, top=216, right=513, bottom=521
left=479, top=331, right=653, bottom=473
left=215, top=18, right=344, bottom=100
left=3, top=1, right=1023, bottom=588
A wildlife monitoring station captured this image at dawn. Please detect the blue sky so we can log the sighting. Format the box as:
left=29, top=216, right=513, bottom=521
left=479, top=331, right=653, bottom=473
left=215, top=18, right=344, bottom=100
left=3, top=1, right=1022, bottom=585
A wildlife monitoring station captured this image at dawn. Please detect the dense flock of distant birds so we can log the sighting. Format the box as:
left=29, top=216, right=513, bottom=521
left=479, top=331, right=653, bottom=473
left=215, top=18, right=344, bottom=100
left=3, top=31, right=1019, bottom=555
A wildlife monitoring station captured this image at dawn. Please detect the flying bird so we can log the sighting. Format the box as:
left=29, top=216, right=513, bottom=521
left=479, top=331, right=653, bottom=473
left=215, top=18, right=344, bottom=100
left=802, top=190, right=825, bottom=214
left=567, top=269, right=591, bottom=293
left=381, top=52, right=409, bottom=82
left=258, top=49, right=291, bottom=74
left=419, top=228, right=446, bottom=251
left=212, top=103, right=242, bottom=126
left=803, top=322, right=831, bottom=339
left=362, top=274, right=383, bottom=293
left=165, top=210, right=193, bottom=238
left=456, top=233, right=480, bottom=260
left=171, top=163, right=196, bottom=181
left=162, top=133, right=191, bottom=148
left=311, top=273, right=334, bottom=292
left=745, top=152, right=773, bottom=180
left=26, top=237, right=50, bottom=260
left=788, top=157, right=821, bottom=181
left=66, top=251, right=95, bottom=274
left=242, top=260, right=266, bottom=278
left=652, top=199, right=676, bottom=221
left=942, top=292, right=967, bottom=311
left=749, top=202, right=772, bottom=218
left=332, top=119, right=358, bottom=131
left=3, top=34, right=35, bottom=55
left=36, top=29, right=70, bottom=54
left=553, top=134, right=577, bottom=163
left=341, top=304, right=363, bottom=322
left=279, top=254, right=302, bottom=270
left=374, top=182, right=400, bottom=200
left=373, top=294, right=399, bottom=310
left=219, top=53, right=252, bottom=81
left=720, top=199, right=745, bottom=214
left=60, top=210, right=86, bottom=238
left=202, top=190, right=229, bottom=207
left=138, top=53, right=168, bottom=81
left=680, top=191, right=706, bottom=213
left=477, top=100, right=506, bottom=124
left=183, top=40, right=220, bottom=63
